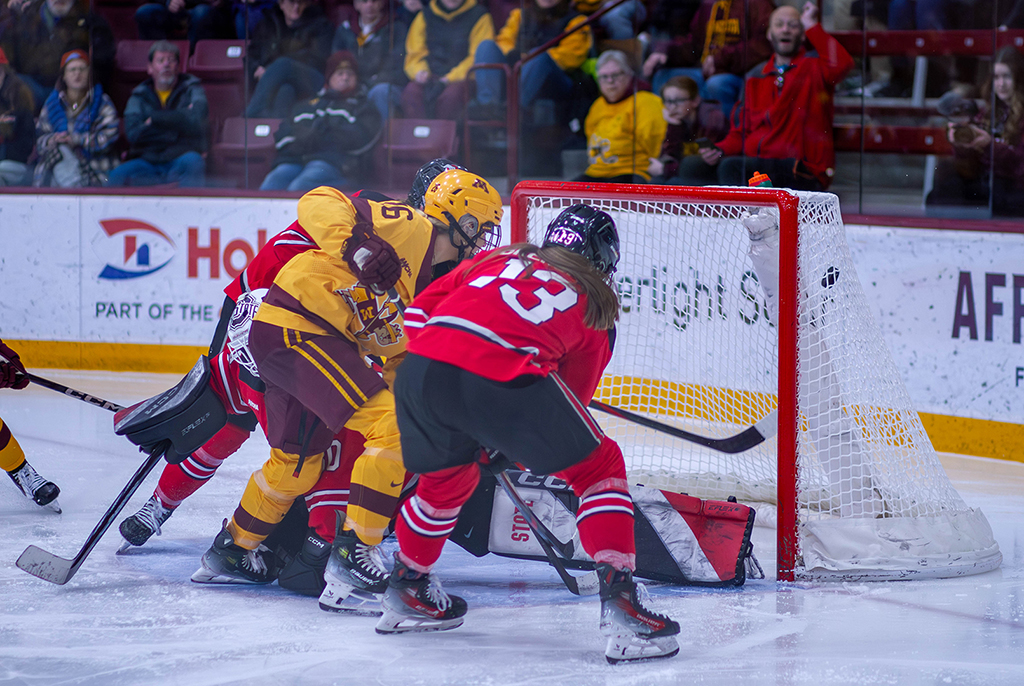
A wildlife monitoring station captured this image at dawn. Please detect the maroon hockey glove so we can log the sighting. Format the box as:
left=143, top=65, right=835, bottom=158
left=344, top=233, right=402, bottom=295
left=0, top=341, right=29, bottom=390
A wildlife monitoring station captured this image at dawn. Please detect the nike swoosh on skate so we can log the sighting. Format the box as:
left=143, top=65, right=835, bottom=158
left=462, top=526, right=474, bottom=539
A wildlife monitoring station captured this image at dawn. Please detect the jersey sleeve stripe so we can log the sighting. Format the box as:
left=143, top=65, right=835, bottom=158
left=424, top=315, right=542, bottom=356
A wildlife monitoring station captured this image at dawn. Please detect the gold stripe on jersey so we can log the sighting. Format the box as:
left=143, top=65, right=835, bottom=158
left=307, top=340, right=368, bottom=404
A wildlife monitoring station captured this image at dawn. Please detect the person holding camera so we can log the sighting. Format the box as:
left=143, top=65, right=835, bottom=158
left=927, top=46, right=1024, bottom=217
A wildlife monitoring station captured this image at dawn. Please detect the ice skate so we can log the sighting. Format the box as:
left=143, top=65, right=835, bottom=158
left=191, top=526, right=277, bottom=584
left=117, top=495, right=174, bottom=553
left=320, top=527, right=390, bottom=598
left=8, top=461, right=61, bottom=513
left=597, top=563, right=680, bottom=665
left=375, top=557, right=467, bottom=634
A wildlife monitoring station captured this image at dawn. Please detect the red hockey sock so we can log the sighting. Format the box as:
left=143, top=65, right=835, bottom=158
left=395, top=463, right=479, bottom=573
left=154, top=421, right=251, bottom=508
left=556, top=436, right=637, bottom=570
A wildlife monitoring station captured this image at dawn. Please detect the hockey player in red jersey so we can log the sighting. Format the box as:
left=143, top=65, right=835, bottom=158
left=0, top=340, right=61, bottom=512
left=378, top=204, right=681, bottom=664
left=116, top=159, right=466, bottom=554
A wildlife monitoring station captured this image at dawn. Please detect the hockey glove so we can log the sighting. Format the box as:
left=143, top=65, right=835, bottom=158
left=0, top=341, right=29, bottom=390
left=344, top=232, right=402, bottom=295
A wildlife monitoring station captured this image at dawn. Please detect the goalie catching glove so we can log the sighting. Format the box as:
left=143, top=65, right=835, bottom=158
left=343, top=224, right=402, bottom=295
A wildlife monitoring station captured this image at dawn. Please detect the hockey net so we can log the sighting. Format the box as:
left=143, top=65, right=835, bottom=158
left=510, top=180, right=1001, bottom=582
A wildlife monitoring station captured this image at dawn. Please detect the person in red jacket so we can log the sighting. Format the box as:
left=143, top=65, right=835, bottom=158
left=700, top=2, right=853, bottom=191
left=374, top=204, right=681, bottom=665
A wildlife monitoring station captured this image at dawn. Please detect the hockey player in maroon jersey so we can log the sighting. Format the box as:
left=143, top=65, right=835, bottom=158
left=378, top=204, right=681, bottom=664
left=116, top=159, right=466, bottom=555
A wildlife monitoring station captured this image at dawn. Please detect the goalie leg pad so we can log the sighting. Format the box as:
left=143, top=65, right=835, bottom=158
left=114, top=357, right=228, bottom=464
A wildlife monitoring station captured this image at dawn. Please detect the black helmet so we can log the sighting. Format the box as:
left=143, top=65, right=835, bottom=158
left=406, top=158, right=467, bottom=210
left=542, top=204, right=620, bottom=276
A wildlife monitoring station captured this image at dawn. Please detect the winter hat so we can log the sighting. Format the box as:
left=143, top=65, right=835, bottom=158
left=325, top=50, right=358, bottom=80
left=61, top=49, right=89, bottom=70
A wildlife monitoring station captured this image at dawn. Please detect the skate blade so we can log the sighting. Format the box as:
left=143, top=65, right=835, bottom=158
left=43, top=499, right=61, bottom=514
left=374, top=609, right=464, bottom=635
left=318, top=581, right=381, bottom=616
left=605, top=633, right=680, bottom=665
left=116, top=539, right=133, bottom=555
left=190, top=563, right=272, bottom=585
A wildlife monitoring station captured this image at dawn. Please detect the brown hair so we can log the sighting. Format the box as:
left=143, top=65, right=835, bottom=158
left=662, top=75, right=699, bottom=100
left=479, top=243, right=620, bottom=330
left=986, top=46, right=1024, bottom=146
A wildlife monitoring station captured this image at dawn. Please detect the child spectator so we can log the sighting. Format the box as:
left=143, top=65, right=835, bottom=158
left=245, top=0, right=334, bottom=119
left=470, top=0, right=591, bottom=120
left=575, top=49, right=666, bottom=183
left=4, top=0, right=115, bottom=112
left=402, top=0, right=494, bottom=120
left=648, top=74, right=727, bottom=184
left=702, top=3, right=853, bottom=191
left=106, top=41, right=208, bottom=187
left=641, top=0, right=774, bottom=118
left=332, top=0, right=409, bottom=120
left=260, top=51, right=383, bottom=191
left=0, top=47, right=33, bottom=186
left=34, top=50, right=120, bottom=187
left=927, top=46, right=1024, bottom=217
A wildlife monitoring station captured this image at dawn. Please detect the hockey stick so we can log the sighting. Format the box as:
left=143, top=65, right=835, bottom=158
left=589, top=400, right=778, bottom=454
left=493, top=469, right=600, bottom=596
left=16, top=443, right=167, bottom=585
left=21, top=372, right=125, bottom=413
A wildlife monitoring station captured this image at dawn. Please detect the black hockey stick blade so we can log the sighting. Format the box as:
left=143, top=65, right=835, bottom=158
left=494, top=471, right=599, bottom=596
left=16, top=444, right=166, bottom=585
left=589, top=400, right=778, bottom=454
left=23, top=372, right=125, bottom=413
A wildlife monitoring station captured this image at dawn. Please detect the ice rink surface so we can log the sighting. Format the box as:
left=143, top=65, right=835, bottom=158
left=1, top=371, right=1022, bottom=686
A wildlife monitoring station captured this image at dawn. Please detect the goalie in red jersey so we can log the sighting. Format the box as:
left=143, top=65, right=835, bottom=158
left=377, top=204, right=681, bottom=665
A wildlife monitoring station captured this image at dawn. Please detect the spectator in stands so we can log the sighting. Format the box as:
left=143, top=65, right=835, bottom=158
left=394, top=0, right=423, bottom=26
left=260, top=50, right=382, bottom=191
left=927, top=46, right=1024, bottom=217
left=575, top=49, right=666, bottom=183
left=233, top=0, right=279, bottom=38
left=135, top=0, right=226, bottom=50
left=244, top=0, right=334, bottom=119
left=332, top=0, right=409, bottom=120
left=4, top=0, right=115, bottom=112
left=648, top=75, right=727, bottom=184
left=701, top=3, right=853, bottom=191
left=0, top=47, right=34, bottom=186
left=470, top=0, right=592, bottom=121
left=401, top=0, right=494, bottom=120
left=34, top=50, right=119, bottom=187
left=641, top=0, right=774, bottom=118
left=573, top=0, right=646, bottom=40
left=106, top=41, right=208, bottom=187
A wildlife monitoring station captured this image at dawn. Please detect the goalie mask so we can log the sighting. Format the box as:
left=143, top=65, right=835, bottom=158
left=407, top=158, right=466, bottom=210
left=542, top=204, right=620, bottom=276
left=424, top=169, right=503, bottom=262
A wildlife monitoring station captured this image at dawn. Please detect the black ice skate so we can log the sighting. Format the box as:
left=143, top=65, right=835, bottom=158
left=375, top=557, right=467, bottom=634
left=318, top=528, right=389, bottom=615
left=8, top=461, right=61, bottom=513
left=117, top=495, right=174, bottom=553
left=597, top=563, right=680, bottom=665
left=191, top=526, right=277, bottom=584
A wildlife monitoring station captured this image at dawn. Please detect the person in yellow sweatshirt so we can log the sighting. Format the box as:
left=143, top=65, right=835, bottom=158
left=470, top=0, right=591, bottom=118
left=576, top=49, right=667, bottom=183
left=401, top=0, right=494, bottom=119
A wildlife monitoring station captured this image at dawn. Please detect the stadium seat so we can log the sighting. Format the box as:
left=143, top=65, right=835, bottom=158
left=209, top=117, right=283, bottom=188
left=373, top=118, right=458, bottom=190
left=188, top=40, right=247, bottom=83
left=202, top=82, right=246, bottom=136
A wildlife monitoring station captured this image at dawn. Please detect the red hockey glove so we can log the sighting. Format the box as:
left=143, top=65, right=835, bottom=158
left=0, top=341, right=29, bottom=390
left=345, top=233, right=402, bottom=295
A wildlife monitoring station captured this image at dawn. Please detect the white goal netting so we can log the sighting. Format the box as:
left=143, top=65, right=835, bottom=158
left=515, top=183, right=1001, bottom=581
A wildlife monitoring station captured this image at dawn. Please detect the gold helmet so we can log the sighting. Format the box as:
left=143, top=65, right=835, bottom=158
left=423, top=169, right=503, bottom=259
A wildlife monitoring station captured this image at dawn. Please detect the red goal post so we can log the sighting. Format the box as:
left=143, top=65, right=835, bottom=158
left=509, top=180, right=1001, bottom=583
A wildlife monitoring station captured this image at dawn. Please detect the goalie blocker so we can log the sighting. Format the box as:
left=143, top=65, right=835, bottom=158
left=453, top=469, right=762, bottom=587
